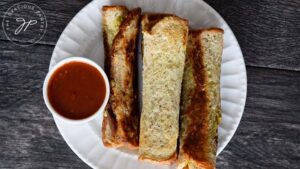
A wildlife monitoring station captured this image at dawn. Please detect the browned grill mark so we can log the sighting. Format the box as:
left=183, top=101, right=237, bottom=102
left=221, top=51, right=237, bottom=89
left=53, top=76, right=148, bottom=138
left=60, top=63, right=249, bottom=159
left=180, top=29, right=223, bottom=167
left=102, top=5, right=128, bottom=11
left=181, top=32, right=210, bottom=161
left=143, top=13, right=188, bottom=33
left=105, top=7, right=141, bottom=148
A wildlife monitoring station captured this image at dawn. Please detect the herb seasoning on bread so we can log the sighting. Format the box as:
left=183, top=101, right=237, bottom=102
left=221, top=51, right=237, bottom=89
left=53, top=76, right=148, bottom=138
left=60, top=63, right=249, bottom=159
left=139, top=14, right=188, bottom=163
left=102, top=6, right=141, bottom=149
left=177, top=28, right=223, bottom=169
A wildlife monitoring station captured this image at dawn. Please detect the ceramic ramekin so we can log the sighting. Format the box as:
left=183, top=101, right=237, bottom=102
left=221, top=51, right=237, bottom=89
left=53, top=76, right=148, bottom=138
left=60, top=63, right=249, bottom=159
left=43, top=57, right=110, bottom=123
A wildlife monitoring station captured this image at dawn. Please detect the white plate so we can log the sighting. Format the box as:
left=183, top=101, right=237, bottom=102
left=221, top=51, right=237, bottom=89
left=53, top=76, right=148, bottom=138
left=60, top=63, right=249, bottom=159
left=50, top=0, right=247, bottom=168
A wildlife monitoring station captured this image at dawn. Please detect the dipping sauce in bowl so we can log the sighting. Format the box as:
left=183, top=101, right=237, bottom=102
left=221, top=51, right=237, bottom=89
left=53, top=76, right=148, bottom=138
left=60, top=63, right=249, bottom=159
left=43, top=57, right=109, bottom=122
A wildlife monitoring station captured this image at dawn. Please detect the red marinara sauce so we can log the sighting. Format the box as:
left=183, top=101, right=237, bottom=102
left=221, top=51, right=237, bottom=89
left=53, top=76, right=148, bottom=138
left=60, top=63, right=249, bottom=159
left=48, top=61, right=106, bottom=120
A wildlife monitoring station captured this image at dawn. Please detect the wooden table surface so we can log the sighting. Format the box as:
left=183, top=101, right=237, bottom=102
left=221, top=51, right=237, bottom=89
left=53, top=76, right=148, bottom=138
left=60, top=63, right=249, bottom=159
left=0, top=0, right=299, bottom=168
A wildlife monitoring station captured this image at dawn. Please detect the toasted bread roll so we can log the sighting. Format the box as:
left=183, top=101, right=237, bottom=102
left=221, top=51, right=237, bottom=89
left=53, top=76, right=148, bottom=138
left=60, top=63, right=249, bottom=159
left=102, top=5, right=128, bottom=148
left=177, top=28, right=223, bottom=169
left=102, top=6, right=128, bottom=76
left=139, top=14, right=188, bottom=163
left=102, top=6, right=141, bottom=148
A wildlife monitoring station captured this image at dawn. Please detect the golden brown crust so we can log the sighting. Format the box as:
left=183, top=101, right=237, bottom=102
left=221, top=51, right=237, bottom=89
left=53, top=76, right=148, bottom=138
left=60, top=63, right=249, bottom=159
left=142, top=13, right=188, bottom=33
left=189, top=28, right=224, bottom=34
left=182, top=30, right=210, bottom=162
left=178, top=28, right=223, bottom=169
left=139, top=152, right=177, bottom=164
left=102, top=6, right=129, bottom=148
left=102, top=105, right=118, bottom=147
left=102, top=7, right=141, bottom=149
left=111, top=7, right=141, bottom=148
left=102, top=5, right=128, bottom=11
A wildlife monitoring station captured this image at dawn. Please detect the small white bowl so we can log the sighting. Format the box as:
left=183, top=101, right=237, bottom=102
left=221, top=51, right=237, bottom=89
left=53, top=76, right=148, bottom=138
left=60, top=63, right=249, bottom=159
left=43, top=57, right=110, bottom=124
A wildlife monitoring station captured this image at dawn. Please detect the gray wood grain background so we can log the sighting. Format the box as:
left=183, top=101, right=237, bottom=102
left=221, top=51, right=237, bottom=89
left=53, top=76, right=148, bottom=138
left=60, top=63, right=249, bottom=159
left=0, top=0, right=299, bottom=168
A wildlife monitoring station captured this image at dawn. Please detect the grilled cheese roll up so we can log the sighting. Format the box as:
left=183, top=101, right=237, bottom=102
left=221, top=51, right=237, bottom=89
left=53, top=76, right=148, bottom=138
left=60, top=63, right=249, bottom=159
left=102, top=6, right=141, bottom=149
left=139, top=14, right=188, bottom=163
left=102, top=6, right=128, bottom=76
left=177, top=28, right=223, bottom=169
